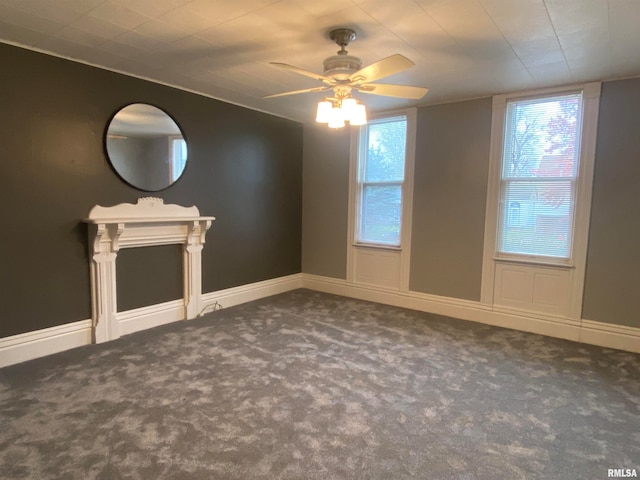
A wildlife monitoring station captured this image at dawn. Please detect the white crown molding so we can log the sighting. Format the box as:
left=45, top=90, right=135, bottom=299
left=301, top=274, right=640, bottom=354
left=0, top=39, right=302, bottom=124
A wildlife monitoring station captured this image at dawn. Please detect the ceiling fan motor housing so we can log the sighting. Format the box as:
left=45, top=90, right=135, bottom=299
left=323, top=28, right=362, bottom=80
left=323, top=55, right=363, bottom=80
left=264, top=26, right=428, bottom=101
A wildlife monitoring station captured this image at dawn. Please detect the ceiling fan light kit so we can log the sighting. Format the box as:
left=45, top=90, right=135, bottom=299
left=265, top=28, right=429, bottom=128
left=316, top=95, right=367, bottom=128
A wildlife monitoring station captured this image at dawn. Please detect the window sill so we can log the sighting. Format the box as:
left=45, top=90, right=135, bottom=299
left=353, top=243, right=402, bottom=252
left=493, top=256, right=574, bottom=269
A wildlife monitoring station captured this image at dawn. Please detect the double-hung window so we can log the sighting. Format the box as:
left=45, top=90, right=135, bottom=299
left=356, top=115, right=408, bottom=247
left=483, top=84, right=599, bottom=316
left=497, top=92, right=584, bottom=263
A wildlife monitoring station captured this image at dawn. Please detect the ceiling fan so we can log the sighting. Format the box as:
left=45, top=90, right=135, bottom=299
left=264, top=28, right=429, bottom=127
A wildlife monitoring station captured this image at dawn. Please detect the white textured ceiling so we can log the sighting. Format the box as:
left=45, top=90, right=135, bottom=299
left=1, top=0, right=639, bottom=123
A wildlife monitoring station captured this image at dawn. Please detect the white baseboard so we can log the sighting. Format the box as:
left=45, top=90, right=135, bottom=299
left=580, top=319, right=640, bottom=353
left=0, top=273, right=304, bottom=368
left=117, top=274, right=305, bottom=335
left=0, top=319, right=92, bottom=368
left=117, top=299, right=186, bottom=337
left=3, top=273, right=634, bottom=369
left=302, top=274, right=640, bottom=354
left=201, top=273, right=304, bottom=313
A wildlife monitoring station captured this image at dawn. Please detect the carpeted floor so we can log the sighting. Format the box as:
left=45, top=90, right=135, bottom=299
left=0, top=289, right=638, bottom=479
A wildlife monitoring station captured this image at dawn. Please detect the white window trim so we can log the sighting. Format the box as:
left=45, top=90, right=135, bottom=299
left=355, top=115, right=406, bottom=248
left=168, top=135, right=186, bottom=181
left=347, top=108, right=416, bottom=291
left=480, top=82, right=601, bottom=319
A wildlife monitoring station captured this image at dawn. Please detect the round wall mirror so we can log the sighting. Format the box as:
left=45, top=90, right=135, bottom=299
left=105, top=103, right=188, bottom=191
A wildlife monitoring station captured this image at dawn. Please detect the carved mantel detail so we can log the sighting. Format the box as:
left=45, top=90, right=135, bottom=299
left=84, top=198, right=215, bottom=343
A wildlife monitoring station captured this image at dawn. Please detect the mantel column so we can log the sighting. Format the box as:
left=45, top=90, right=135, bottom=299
left=89, top=223, right=123, bottom=343
left=184, top=219, right=212, bottom=319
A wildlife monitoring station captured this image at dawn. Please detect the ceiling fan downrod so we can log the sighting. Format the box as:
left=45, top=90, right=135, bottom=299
left=323, top=28, right=362, bottom=80
left=329, top=28, right=357, bottom=55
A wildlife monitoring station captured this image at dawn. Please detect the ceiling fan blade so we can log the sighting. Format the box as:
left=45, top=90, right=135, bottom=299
left=263, top=86, right=331, bottom=99
left=355, top=83, right=429, bottom=99
left=348, top=54, right=415, bottom=84
left=269, top=62, right=335, bottom=85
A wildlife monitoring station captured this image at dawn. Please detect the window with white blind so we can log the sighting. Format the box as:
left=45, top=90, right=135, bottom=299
left=356, top=115, right=408, bottom=247
left=498, top=92, right=584, bottom=262
left=481, top=84, right=600, bottom=316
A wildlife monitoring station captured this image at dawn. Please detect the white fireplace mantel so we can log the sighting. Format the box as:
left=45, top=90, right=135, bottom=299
left=84, top=197, right=215, bottom=343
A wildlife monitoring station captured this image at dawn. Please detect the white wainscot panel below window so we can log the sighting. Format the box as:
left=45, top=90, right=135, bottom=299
left=353, top=247, right=401, bottom=289
left=493, top=262, right=572, bottom=316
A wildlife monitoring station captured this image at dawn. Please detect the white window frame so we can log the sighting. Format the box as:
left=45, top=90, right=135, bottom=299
left=481, top=83, right=601, bottom=318
left=355, top=114, right=407, bottom=248
left=347, top=109, right=416, bottom=290
left=169, top=136, right=187, bottom=181
left=496, top=91, right=584, bottom=265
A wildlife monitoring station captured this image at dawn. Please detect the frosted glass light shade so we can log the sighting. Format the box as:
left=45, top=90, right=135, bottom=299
left=350, top=103, right=367, bottom=126
left=328, top=106, right=345, bottom=128
left=315, top=100, right=332, bottom=123
left=341, top=97, right=357, bottom=121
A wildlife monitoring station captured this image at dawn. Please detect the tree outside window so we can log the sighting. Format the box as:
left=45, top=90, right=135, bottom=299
left=499, top=93, right=583, bottom=259
left=357, top=117, right=407, bottom=246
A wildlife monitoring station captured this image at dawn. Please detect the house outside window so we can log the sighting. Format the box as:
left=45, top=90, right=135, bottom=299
left=498, top=92, right=583, bottom=262
left=481, top=83, right=601, bottom=319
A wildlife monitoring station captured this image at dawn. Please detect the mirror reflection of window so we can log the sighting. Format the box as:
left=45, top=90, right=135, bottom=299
left=170, top=137, right=187, bottom=182
left=105, top=103, right=188, bottom=191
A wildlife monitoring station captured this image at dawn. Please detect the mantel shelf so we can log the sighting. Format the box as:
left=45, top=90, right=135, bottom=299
left=84, top=216, right=215, bottom=224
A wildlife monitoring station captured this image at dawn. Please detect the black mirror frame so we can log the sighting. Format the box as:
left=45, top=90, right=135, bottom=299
left=103, top=102, right=189, bottom=192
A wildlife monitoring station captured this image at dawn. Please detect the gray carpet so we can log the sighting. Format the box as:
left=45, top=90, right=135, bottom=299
left=1, top=289, right=638, bottom=479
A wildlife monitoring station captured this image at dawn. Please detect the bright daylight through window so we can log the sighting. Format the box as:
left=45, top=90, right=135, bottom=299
left=498, top=92, right=583, bottom=260
left=357, top=115, right=407, bottom=246
left=171, top=138, right=187, bottom=181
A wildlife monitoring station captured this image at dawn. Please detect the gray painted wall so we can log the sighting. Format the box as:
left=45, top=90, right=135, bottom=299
left=582, top=77, right=640, bottom=328
left=410, top=98, right=492, bottom=300
left=300, top=99, right=492, bottom=299
left=301, top=126, right=351, bottom=279
left=0, top=43, right=302, bottom=338
left=301, top=81, right=640, bottom=328
left=2, top=42, right=638, bottom=338
left=117, top=245, right=183, bottom=312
